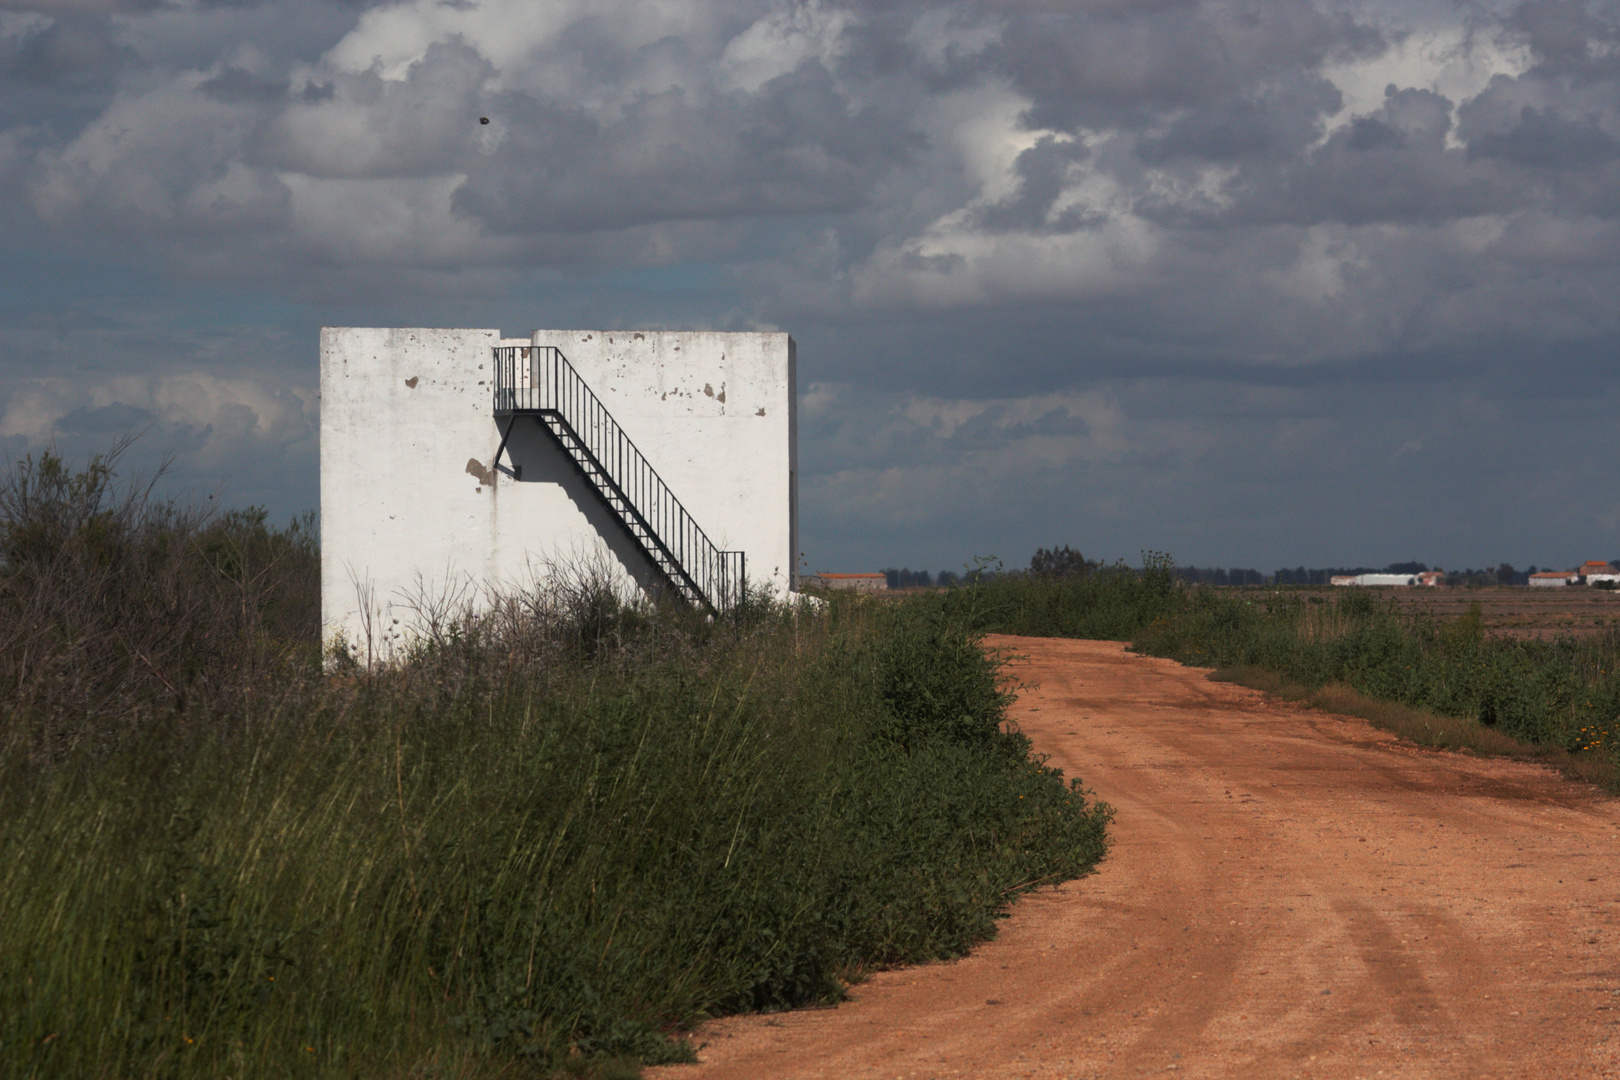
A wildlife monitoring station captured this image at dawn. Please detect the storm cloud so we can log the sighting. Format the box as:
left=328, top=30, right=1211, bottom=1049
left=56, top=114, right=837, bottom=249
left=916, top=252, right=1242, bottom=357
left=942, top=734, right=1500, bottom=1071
left=3, top=0, right=1618, bottom=571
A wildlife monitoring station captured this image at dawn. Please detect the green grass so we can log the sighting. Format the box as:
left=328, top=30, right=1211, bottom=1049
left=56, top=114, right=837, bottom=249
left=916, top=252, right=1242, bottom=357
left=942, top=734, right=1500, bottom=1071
left=929, top=553, right=1183, bottom=642
left=0, top=450, right=1113, bottom=1079
left=1207, top=666, right=1620, bottom=790
left=1131, top=587, right=1620, bottom=773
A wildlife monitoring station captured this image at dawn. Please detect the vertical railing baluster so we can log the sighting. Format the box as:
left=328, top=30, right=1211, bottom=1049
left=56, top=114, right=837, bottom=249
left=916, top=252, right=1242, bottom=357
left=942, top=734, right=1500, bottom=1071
left=490, top=344, right=744, bottom=612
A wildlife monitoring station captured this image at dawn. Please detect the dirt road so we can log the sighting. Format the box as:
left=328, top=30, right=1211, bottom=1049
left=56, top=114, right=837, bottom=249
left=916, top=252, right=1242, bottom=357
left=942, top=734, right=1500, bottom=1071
left=648, top=637, right=1620, bottom=1079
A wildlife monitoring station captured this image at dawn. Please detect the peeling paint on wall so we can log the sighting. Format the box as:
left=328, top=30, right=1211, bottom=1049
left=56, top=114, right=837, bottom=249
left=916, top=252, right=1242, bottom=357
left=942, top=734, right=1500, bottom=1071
left=466, top=458, right=496, bottom=486
left=405, top=376, right=419, bottom=388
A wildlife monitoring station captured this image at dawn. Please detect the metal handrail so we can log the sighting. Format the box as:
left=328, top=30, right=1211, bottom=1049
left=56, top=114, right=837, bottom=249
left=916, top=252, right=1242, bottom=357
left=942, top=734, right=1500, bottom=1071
left=492, top=345, right=746, bottom=613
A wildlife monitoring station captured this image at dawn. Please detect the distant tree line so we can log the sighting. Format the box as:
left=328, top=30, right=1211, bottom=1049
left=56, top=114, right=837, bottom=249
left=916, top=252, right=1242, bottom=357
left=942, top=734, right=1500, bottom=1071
left=883, top=546, right=1095, bottom=589
left=881, top=568, right=959, bottom=589
left=1028, top=545, right=1094, bottom=578
left=1179, top=567, right=1267, bottom=586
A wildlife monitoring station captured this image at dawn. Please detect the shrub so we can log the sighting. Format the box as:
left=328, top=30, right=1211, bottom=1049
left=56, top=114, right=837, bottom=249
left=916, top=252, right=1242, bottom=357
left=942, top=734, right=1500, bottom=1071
left=0, top=441, right=318, bottom=758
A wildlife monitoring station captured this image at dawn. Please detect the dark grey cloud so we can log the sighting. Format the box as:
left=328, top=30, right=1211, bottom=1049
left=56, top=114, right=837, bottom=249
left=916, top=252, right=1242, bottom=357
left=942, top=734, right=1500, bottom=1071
left=998, top=0, right=1367, bottom=130
left=1232, top=85, right=1515, bottom=226
left=54, top=400, right=152, bottom=432
left=973, top=135, right=1097, bottom=233
left=265, top=40, right=497, bottom=178
left=457, top=61, right=920, bottom=233
left=2, top=12, right=131, bottom=89
left=1470, top=104, right=1620, bottom=167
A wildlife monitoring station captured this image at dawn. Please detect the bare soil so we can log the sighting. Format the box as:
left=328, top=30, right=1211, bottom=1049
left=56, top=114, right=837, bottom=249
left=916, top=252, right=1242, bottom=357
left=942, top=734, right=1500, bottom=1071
left=647, top=637, right=1620, bottom=1079
left=1387, top=585, right=1620, bottom=640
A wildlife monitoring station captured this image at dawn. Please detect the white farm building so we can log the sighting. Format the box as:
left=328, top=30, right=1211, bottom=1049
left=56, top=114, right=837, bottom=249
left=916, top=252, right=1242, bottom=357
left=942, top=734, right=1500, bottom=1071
left=1530, top=572, right=1575, bottom=587
left=320, top=328, right=798, bottom=659
left=1331, top=572, right=1443, bottom=587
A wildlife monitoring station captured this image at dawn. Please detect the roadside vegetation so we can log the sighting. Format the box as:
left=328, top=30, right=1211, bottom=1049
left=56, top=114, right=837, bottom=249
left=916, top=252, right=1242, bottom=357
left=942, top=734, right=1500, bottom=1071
left=943, top=549, right=1620, bottom=791
left=0, top=448, right=1111, bottom=1080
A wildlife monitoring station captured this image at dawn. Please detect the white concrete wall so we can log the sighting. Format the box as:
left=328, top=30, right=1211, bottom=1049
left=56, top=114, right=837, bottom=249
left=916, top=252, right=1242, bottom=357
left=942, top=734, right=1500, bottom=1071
left=320, top=327, right=796, bottom=659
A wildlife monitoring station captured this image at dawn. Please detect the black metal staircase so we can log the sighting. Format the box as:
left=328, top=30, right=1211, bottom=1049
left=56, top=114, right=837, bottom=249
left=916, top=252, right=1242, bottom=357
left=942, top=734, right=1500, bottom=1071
left=491, top=345, right=746, bottom=614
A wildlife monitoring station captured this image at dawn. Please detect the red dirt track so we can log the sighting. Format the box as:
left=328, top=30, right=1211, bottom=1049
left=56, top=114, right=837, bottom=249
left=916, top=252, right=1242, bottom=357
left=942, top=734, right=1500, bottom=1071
left=649, top=637, right=1620, bottom=1079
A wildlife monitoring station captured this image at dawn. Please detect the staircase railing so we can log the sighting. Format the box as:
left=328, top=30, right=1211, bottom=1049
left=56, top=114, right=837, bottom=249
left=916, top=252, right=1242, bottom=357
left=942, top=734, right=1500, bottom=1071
left=492, top=345, right=746, bottom=613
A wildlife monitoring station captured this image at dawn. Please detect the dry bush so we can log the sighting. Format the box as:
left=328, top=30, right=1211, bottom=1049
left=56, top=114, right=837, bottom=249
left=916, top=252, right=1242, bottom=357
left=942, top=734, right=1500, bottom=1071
left=0, top=440, right=318, bottom=758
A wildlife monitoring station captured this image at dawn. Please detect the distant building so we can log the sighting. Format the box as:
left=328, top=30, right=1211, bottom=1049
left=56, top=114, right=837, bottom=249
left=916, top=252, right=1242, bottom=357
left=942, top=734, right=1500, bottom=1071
left=1335, top=573, right=1418, bottom=586
left=1530, top=571, right=1574, bottom=587
left=1329, top=571, right=1441, bottom=587
left=808, top=573, right=889, bottom=593
left=1579, top=561, right=1617, bottom=585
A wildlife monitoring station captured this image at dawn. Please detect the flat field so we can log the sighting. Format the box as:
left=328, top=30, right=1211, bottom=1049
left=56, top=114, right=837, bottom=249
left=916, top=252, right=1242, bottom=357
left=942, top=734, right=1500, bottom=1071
left=1272, top=585, right=1620, bottom=640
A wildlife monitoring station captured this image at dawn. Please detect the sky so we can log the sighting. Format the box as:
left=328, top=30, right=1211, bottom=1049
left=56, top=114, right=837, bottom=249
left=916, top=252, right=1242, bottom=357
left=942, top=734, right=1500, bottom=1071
left=2, top=0, right=1619, bottom=576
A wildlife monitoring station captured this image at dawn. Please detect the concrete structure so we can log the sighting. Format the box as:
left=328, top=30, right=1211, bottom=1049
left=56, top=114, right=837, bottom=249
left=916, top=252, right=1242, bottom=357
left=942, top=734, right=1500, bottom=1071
left=1530, top=571, right=1574, bottom=587
left=807, top=573, right=889, bottom=593
left=320, top=328, right=796, bottom=658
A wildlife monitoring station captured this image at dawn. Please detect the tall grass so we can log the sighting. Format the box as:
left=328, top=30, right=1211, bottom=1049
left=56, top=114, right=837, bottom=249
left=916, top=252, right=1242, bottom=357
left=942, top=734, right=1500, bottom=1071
left=0, top=450, right=1111, bottom=1079
left=1132, top=587, right=1620, bottom=758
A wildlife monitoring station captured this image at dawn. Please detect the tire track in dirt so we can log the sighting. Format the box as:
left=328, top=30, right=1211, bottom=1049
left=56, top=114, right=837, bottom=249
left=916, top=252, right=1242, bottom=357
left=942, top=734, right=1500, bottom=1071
left=648, top=637, right=1620, bottom=1079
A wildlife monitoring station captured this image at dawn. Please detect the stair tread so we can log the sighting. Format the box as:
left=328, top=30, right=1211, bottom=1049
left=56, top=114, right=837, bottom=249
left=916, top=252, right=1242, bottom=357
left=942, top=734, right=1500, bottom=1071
left=523, top=389, right=731, bottom=613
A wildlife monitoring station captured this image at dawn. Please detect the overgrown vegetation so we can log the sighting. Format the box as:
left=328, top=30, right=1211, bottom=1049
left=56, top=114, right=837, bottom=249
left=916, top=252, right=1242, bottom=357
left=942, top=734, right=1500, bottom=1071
left=915, top=552, right=1183, bottom=642
left=0, top=438, right=318, bottom=759
left=1205, top=666, right=1620, bottom=789
left=1132, top=587, right=1620, bottom=759
left=945, top=550, right=1620, bottom=788
left=0, top=448, right=1111, bottom=1080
